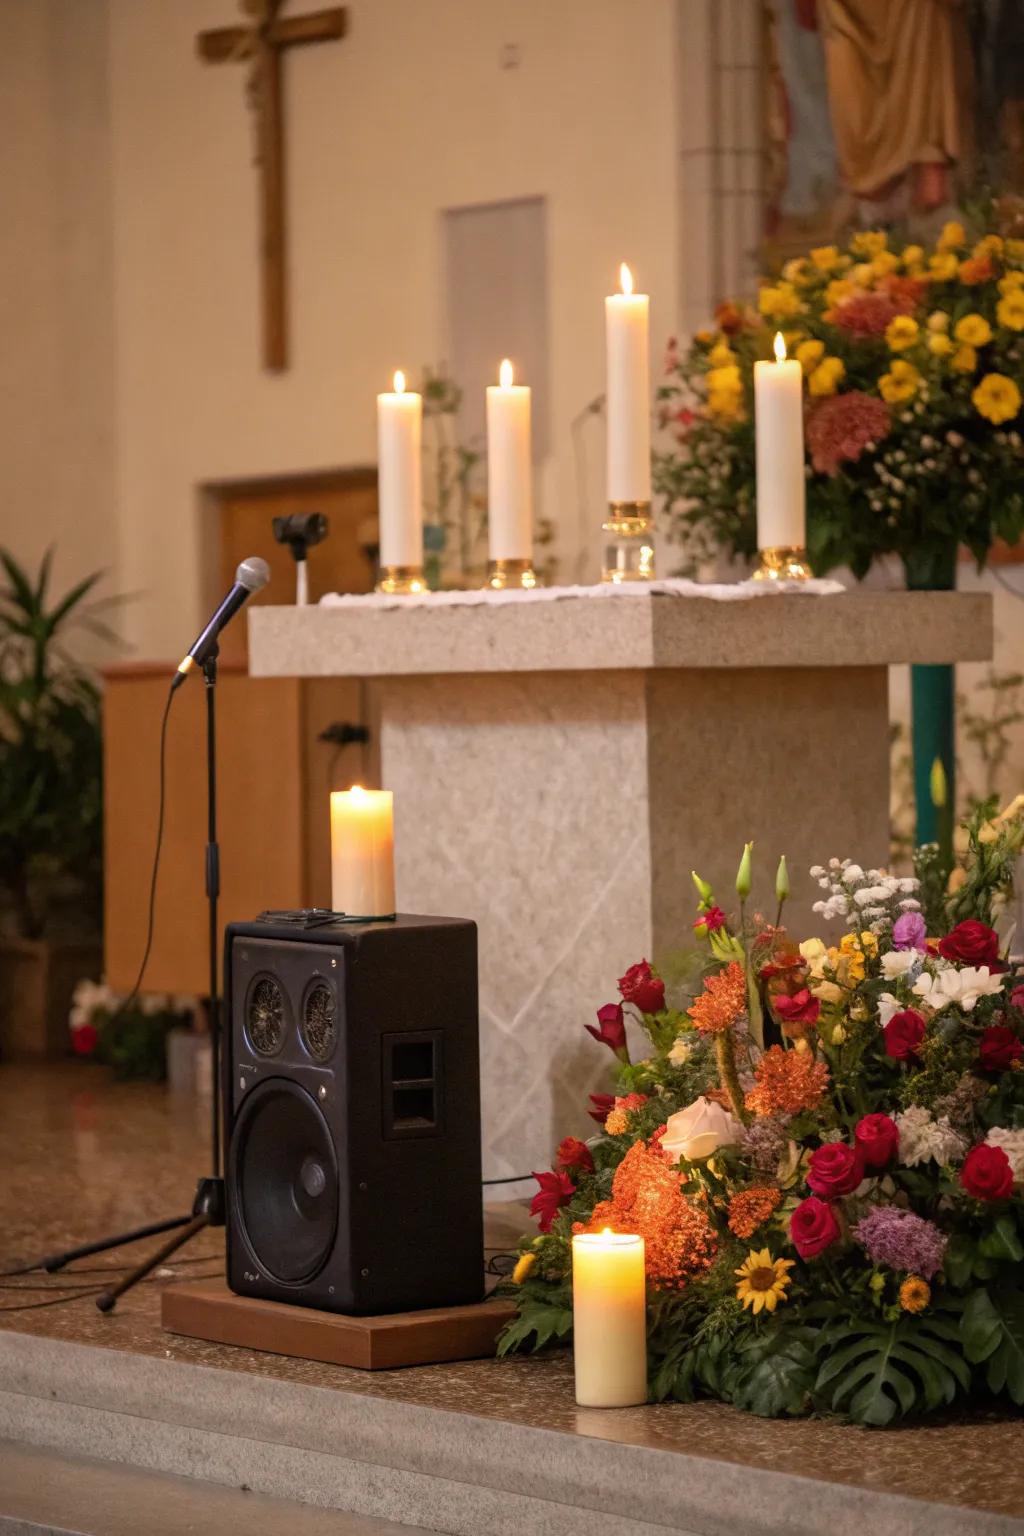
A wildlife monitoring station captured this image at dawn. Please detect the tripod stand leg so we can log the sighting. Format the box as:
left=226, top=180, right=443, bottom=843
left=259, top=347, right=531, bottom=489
left=96, top=1212, right=210, bottom=1314
left=39, top=1215, right=194, bottom=1274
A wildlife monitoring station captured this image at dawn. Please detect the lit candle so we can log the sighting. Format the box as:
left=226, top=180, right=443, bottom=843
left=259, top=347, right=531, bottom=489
left=754, top=333, right=806, bottom=550
left=330, top=786, right=395, bottom=919
left=605, top=264, right=651, bottom=505
left=377, top=371, right=423, bottom=569
left=571, top=1230, right=647, bottom=1407
left=486, top=359, right=533, bottom=561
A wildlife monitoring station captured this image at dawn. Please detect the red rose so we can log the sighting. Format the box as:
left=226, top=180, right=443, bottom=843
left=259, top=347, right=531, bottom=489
left=618, top=960, right=665, bottom=1015
left=790, top=1195, right=841, bottom=1259
left=773, top=988, right=821, bottom=1027
left=1010, top=985, right=1024, bottom=1013
left=555, top=1136, right=595, bottom=1175
left=959, top=1144, right=1014, bottom=1201
left=585, top=1002, right=629, bottom=1059
left=807, top=1141, right=865, bottom=1198
left=884, top=1009, right=927, bottom=1061
left=71, top=1022, right=99, bottom=1058
left=530, top=1169, right=575, bottom=1232
left=587, top=1092, right=615, bottom=1126
left=978, top=1024, right=1024, bottom=1073
left=854, top=1113, right=900, bottom=1171
left=939, top=919, right=1001, bottom=969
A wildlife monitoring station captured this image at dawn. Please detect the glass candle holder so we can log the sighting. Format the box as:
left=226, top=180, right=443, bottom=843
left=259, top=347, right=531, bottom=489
left=601, top=503, right=655, bottom=583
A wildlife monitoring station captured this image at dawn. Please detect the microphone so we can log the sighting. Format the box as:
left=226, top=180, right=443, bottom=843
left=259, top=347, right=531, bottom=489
left=172, top=556, right=270, bottom=688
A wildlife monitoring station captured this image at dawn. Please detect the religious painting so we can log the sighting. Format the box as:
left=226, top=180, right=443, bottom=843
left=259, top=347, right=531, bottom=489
left=763, top=0, right=1024, bottom=261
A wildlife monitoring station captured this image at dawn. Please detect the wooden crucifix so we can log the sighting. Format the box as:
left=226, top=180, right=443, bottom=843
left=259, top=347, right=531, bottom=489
left=197, top=1, right=348, bottom=372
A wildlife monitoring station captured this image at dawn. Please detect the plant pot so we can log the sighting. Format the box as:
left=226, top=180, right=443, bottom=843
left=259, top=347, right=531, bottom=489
left=0, top=936, right=102, bottom=1060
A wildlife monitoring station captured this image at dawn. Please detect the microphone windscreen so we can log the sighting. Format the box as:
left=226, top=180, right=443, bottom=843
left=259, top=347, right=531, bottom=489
left=237, top=556, right=271, bottom=592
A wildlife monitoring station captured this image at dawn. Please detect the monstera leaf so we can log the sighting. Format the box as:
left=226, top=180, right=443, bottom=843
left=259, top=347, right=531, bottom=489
left=962, top=1287, right=1024, bottom=1405
left=727, top=1326, right=819, bottom=1418
left=815, top=1315, right=970, bottom=1426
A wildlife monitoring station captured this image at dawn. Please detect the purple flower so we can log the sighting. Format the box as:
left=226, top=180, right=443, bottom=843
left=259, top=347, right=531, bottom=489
left=854, top=1205, right=947, bottom=1280
left=892, top=911, right=927, bottom=951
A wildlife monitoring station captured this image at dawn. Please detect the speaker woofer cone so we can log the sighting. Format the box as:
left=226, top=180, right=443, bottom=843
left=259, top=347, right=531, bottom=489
left=230, top=1078, right=339, bottom=1285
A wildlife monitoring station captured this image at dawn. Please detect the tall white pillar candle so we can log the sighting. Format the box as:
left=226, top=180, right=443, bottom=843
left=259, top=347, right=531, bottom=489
left=754, top=333, right=806, bottom=549
left=330, top=787, right=396, bottom=918
left=486, top=359, right=533, bottom=561
left=605, top=264, right=652, bottom=504
left=572, top=1231, right=647, bottom=1407
left=377, top=371, right=423, bottom=568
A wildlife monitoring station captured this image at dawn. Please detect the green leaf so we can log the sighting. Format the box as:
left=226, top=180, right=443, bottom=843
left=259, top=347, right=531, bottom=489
left=815, top=1316, right=969, bottom=1427
left=728, top=1326, right=818, bottom=1418
left=961, top=1288, right=1024, bottom=1404
left=978, top=1215, right=1024, bottom=1264
left=496, top=1294, right=572, bottom=1357
left=944, top=1232, right=976, bottom=1288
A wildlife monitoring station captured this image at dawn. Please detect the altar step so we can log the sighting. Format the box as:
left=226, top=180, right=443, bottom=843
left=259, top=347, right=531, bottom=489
left=0, top=1441, right=431, bottom=1536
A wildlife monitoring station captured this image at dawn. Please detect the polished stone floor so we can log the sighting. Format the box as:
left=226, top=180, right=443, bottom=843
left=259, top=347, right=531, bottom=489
left=1, top=1062, right=1023, bottom=1523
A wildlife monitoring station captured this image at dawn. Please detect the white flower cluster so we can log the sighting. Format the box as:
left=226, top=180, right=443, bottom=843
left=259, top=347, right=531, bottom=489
left=985, top=1127, right=1024, bottom=1185
left=69, top=977, right=197, bottom=1033
left=912, top=966, right=1004, bottom=1013
left=895, top=1105, right=967, bottom=1168
left=809, top=858, right=920, bottom=931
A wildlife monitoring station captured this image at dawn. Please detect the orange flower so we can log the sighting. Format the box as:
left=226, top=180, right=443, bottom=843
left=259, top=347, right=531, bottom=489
left=745, top=1044, right=829, bottom=1118
left=581, top=1140, right=717, bottom=1288
left=727, top=1185, right=782, bottom=1239
left=959, top=254, right=995, bottom=285
left=688, top=962, right=748, bottom=1035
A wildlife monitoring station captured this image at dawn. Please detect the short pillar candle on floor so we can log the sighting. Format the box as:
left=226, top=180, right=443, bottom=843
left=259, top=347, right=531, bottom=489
left=572, top=1230, right=647, bottom=1407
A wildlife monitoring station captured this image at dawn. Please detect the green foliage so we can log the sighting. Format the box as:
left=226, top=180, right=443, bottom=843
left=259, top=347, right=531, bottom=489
left=814, top=1314, right=970, bottom=1426
left=727, top=1325, right=820, bottom=1418
left=496, top=1281, right=572, bottom=1357
left=948, top=799, right=1024, bottom=927
left=961, top=1287, right=1024, bottom=1403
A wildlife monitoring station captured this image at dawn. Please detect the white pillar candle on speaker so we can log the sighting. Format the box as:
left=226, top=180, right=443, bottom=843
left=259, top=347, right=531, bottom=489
left=605, top=264, right=651, bottom=506
left=571, top=1230, right=647, bottom=1407
left=754, top=332, right=806, bottom=552
left=376, top=371, right=424, bottom=591
left=330, top=787, right=396, bottom=918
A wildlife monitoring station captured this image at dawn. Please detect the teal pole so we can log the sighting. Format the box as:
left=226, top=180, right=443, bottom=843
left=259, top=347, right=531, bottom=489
left=903, top=547, right=957, bottom=858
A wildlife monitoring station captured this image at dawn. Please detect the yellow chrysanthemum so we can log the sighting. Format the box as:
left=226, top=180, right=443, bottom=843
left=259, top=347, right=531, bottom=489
left=808, top=357, right=845, bottom=397
left=885, top=315, right=920, bottom=352
left=951, top=344, right=977, bottom=374
left=997, top=292, right=1024, bottom=332
left=706, top=362, right=744, bottom=422
left=851, top=229, right=887, bottom=258
left=851, top=261, right=874, bottom=287
left=954, top=313, right=993, bottom=348
left=927, top=309, right=950, bottom=332
left=929, top=252, right=959, bottom=282
left=870, top=251, right=900, bottom=279
left=879, top=359, right=921, bottom=404
left=708, top=341, right=736, bottom=368
left=825, top=278, right=854, bottom=310
left=937, top=220, right=966, bottom=252
left=811, top=245, right=842, bottom=272
left=999, top=271, right=1024, bottom=295
left=758, top=283, right=802, bottom=321
left=973, top=372, right=1023, bottom=424
left=512, top=1251, right=537, bottom=1285
left=899, top=1275, right=931, bottom=1313
left=928, top=333, right=953, bottom=357
left=974, top=234, right=1004, bottom=260
left=735, top=1248, right=795, bottom=1314
left=1007, top=239, right=1024, bottom=263
left=795, top=338, right=825, bottom=373
left=859, top=930, right=879, bottom=957
left=901, top=244, right=925, bottom=268
left=604, top=1108, right=629, bottom=1136
left=783, top=257, right=811, bottom=285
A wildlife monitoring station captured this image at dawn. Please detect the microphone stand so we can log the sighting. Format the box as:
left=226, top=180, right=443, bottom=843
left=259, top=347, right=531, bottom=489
left=34, top=651, right=227, bottom=1309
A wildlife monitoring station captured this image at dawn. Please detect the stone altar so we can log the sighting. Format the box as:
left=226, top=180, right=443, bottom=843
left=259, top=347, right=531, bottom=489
left=249, top=586, right=991, bottom=1177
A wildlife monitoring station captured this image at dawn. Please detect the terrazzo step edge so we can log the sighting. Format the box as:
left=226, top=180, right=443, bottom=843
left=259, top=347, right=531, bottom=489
left=0, top=1330, right=1017, bottom=1536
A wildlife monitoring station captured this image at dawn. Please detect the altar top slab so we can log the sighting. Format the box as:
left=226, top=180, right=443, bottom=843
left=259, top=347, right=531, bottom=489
left=248, top=588, right=992, bottom=678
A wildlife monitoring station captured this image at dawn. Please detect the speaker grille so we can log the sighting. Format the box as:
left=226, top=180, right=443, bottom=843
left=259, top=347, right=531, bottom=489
left=246, top=976, right=286, bottom=1057
left=302, top=981, right=337, bottom=1063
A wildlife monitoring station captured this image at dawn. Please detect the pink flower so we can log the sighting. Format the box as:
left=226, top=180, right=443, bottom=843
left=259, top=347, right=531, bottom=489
left=773, top=988, right=821, bottom=1027
left=806, top=390, right=891, bottom=475
left=832, top=290, right=909, bottom=337
left=618, top=960, right=665, bottom=1015
left=790, top=1195, right=840, bottom=1258
left=693, top=905, right=727, bottom=936
left=530, top=1169, right=575, bottom=1232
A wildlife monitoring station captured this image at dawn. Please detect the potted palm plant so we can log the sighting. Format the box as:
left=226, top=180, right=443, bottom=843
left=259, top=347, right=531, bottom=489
left=0, top=550, right=111, bottom=1058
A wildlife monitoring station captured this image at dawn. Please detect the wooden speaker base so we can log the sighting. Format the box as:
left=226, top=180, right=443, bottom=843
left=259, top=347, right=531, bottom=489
left=161, top=1280, right=517, bottom=1370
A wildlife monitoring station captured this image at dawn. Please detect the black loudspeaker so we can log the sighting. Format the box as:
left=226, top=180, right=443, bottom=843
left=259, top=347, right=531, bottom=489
left=223, top=913, right=484, bottom=1315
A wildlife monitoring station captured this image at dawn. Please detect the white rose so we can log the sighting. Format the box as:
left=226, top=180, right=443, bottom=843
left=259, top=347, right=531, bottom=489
left=877, top=991, right=902, bottom=1027
left=661, top=1096, right=741, bottom=1163
left=881, top=948, right=923, bottom=979
left=667, top=1037, right=692, bottom=1066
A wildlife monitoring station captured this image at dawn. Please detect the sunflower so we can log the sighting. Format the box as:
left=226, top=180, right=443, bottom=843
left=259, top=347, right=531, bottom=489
left=734, top=1248, right=795, bottom=1314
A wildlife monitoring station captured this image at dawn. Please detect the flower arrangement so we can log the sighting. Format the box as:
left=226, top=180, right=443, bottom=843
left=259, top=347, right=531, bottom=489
left=501, top=806, right=1024, bottom=1426
left=69, top=979, right=196, bottom=1081
left=655, top=216, right=1024, bottom=582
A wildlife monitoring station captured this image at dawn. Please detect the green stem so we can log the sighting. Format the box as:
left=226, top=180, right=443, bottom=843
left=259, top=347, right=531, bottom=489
left=715, top=1032, right=749, bottom=1124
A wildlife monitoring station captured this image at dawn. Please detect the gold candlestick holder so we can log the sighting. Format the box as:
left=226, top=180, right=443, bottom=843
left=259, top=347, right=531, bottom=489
left=752, top=546, right=812, bottom=582
left=376, top=564, right=427, bottom=595
left=601, top=502, right=656, bottom=583
left=485, top=557, right=539, bottom=591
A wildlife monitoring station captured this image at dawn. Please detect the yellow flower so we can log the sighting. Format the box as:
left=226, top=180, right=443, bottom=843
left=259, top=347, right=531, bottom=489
left=707, top=362, right=744, bottom=422
left=811, top=245, right=842, bottom=272
left=604, top=1108, right=629, bottom=1136
left=879, top=359, right=921, bottom=404
left=859, top=930, right=879, bottom=958
left=899, top=1275, right=931, bottom=1313
left=735, top=1248, right=795, bottom=1315
left=997, top=292, right=1024, bottom=331
left=870, top=251, right=899, bottom=279
left=837, top=933, right=866, bottom=984
left=1007, top=239, right=1024, bottom=263
left=795, top=338, right=825, bottom=373
left=901, top=244, right=925, bottom=268
left=937, top=220, right=966, bottom=252
left=885, top=315, right=919, bottom=351
left=927, top=309, right=950, bottom=332
left=974, top=234, right=1004, bottom=260
left=758, top=283, right=802, bottom=321
left=851, top=261, right=874, bottom=287
left=695, top=329, right=715, bottom=346
left=825, top=278, right=854, bottom=310
left=808, top=357, right=845, bottom=397
left=954, top=313, right=993, bottom=348
left=783, top=257, right=811, bottom=285
left=973, top=372, right=1023, bottom=424
left=851, top=229, right=888, bottom=257
left=928, top=332, right=955, bottom=357
left=999, top=271, right=1024, bottom=295
left=830, top=1022, right=848, bottom=1045
left=929, top=252, right=958, bottom=282
left=951, top=344, right=977, bottom=374
left=512, top=1251, right=537, bottom=1285
left=708, top=341, right=737, bottom=368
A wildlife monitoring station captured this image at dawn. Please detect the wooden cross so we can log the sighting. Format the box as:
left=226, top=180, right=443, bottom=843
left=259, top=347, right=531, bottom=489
left=197, top=0, right=348, bottom=372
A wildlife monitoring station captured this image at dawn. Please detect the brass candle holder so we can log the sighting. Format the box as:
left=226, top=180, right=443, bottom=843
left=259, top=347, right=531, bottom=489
left=752, top=546, right=812, bottom=582
left=376, top=564, right=427, bottom=595
left=601, top=502, right=656, bottom=583
left=485, top=557, right=539, bottom=591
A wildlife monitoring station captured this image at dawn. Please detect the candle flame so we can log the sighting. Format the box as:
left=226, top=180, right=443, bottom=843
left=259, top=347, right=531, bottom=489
left=349, top=784, right=367, bottom=801
left=393, top=370, right=406, bottom=394
left=601, top=1227, right=613, bottom=1237
left=773, top=332, right=787, bottom=363
left=619, top=263, right=634, bottom=296
left=499, top=358, right=514, bottom=389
